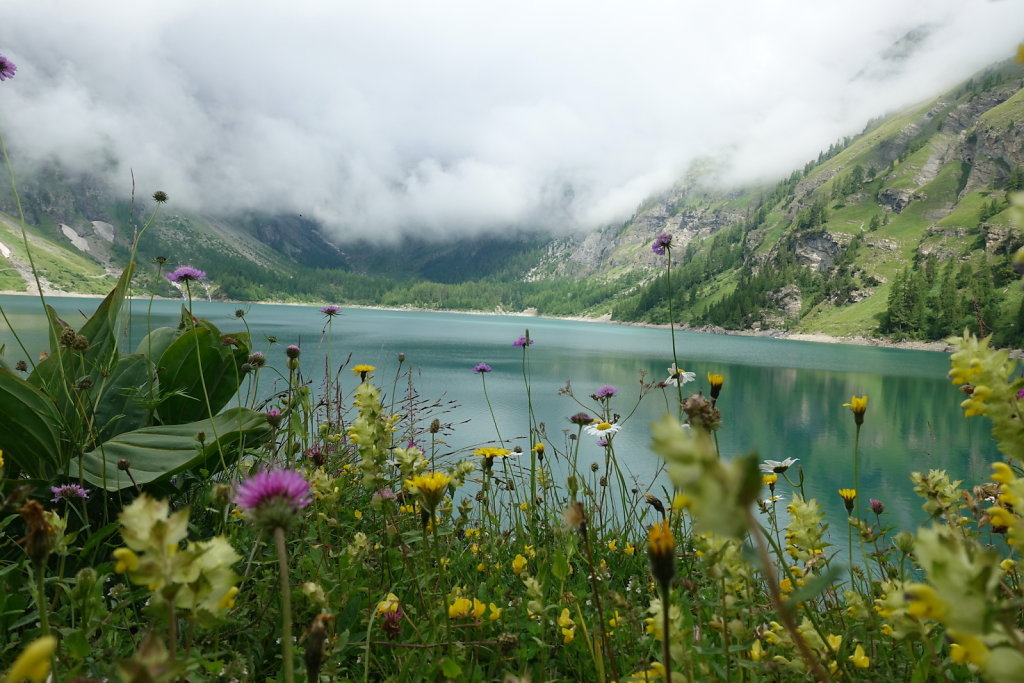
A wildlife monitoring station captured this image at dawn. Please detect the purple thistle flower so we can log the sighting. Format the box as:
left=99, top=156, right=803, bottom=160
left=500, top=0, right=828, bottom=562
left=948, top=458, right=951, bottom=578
left=320, top=305, right=341, bottom=316
left=235, top=469, right=312, bottom=531
left=569, top=412, right=594, bottom=426
left=473, top=363, right=492, bottom=373
left=166, top=266, right=206, bottom=283
left=593, top=384, right=618, bottom=399
left=285, top=344, right=301, bottom=359
left=651, top=232, right=673, bottom=255
left=870, top=498, right=885, bottom=515
left=513, top=334, right=534, bottom=347
left=265, top=408, right=283, bottom=427
left=50, top=483, right=89, bottom=503
left=0, top=56, right=16, bottom=82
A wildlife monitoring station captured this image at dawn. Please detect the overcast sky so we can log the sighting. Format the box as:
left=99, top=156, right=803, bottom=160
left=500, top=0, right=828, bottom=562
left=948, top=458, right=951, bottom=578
left=1, top=1, right=1022, bottom=242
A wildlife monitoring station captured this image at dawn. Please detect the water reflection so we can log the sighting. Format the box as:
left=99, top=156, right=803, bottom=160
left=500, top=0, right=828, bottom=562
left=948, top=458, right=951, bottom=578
left=0, top=294, right=999, bottom=543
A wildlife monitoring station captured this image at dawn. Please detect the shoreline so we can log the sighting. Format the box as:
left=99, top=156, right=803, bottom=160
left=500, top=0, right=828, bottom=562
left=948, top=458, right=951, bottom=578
left=0, top=288, right=954, bottom=354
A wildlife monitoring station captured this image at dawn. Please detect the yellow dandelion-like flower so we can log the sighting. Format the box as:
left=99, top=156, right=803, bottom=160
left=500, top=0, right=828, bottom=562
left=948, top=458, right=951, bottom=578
left=842, top=395, right=868, bottom=425
left=352, top=364, right=376, bottom=375
left=404, top=471, right=453, bottom=513
left=474, top=446, right=512, bottom=460
left=837, top=488, right=857, bottom=514
left=648, top=520, right=675, bottom=586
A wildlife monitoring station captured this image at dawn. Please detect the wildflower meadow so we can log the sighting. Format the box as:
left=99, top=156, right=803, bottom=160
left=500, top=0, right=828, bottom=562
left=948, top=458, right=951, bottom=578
left=3, top=54, right=1024, bottom=683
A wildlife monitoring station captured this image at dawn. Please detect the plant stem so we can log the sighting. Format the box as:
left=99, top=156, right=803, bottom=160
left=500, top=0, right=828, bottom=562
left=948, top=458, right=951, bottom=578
left=274, top=526, right=295, bottom=683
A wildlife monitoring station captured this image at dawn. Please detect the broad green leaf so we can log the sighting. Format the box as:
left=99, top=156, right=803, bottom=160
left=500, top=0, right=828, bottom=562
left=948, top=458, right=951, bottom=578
left=135, top=326, right=181, bottom=362
left=155, top=324, right=249, bottom=424
left=77, top=263, right=134, bottom=369
left=78, top=407, right=272, bottom=491
left=0, top=368, right=65, bottom=478
left=88, top=353, right=156, bottom=441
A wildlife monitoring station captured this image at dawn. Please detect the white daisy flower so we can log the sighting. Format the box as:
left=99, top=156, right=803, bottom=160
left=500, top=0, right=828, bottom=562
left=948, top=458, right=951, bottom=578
left=664, top=364, right=696, bottom=386
left=584, top=420, right=622, bottom=437
left=759, top=457, right=799, bottom=474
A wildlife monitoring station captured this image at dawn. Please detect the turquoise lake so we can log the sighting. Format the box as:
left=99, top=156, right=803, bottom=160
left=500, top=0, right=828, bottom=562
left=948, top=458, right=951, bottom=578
left=0, top=294, right=1000, bottom=538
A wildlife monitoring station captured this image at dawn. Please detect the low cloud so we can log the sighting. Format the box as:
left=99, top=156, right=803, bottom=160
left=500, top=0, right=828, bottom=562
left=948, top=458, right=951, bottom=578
left=1, top=0, right=1021, bottom=242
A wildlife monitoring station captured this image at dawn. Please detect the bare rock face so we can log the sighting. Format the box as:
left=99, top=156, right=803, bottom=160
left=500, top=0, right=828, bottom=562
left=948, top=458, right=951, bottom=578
left=771, top=284, right=803, bottom=318
left=877, top=188, right=921, bottom=213
left=794, top=232, right=842, bottom=271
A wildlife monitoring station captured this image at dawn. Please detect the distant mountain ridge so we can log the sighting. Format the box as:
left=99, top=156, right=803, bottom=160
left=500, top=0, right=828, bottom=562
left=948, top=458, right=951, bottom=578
left=0, top=60, right=1022, bottom=344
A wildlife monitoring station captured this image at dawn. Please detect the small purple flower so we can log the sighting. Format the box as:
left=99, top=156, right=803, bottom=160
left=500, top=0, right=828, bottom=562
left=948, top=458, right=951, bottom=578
left=235, top=469, right=312, bottom=531
left=596, top=437, right=610, bottom=447
left=870, top=498, right=885, bottom=515
left=651, top=232, right=673, bottom=255
left=473, top=363, right=492, bottom=373
left=265, top=408, right=283, bottom=427
left=1017, top=387, right=1024, bottom=400
left=406, top=440, right=421, bottom=450
left=569, top=412, right=594, bottom=426
left=0, top=56, right=17, bottom=82
left=50, top=483, right=89, bottom=503
left=320, top=305, right=341, bottom=316
left=513, top=334, right=534, bottom=347
left=166, top=266, right=206, bottom=283
left=285, top=344, right=301, bottom=359
left=592, top=384, right=618, bottom=399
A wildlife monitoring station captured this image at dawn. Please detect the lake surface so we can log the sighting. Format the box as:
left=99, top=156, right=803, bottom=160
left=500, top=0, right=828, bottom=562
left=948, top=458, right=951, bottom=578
left=0, top=293, right=1000, bottom=538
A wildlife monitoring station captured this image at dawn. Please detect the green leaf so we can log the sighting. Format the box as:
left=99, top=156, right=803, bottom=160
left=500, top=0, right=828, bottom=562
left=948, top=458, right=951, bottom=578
left=0, top=368, right=64, bottom=478
left=77, top=407, right=272, bottom=491
left=89, top=354, right=156, bottom=440
left=135, top=326, right=181, bottom=363
left=155, top=323, right=249, bottom=424
left=440, top=658, right=463, bottom=678
left=551, top=550, right=569, bottom=581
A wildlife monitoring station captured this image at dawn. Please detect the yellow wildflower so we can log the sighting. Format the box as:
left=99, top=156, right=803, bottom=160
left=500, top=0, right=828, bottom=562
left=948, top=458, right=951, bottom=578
left=512, top=554, right=528, bottom=575
left=607, top=539, right=619, bottom=552
left=648, top=520, right=675, bottom=586
left=987, top=506, right=1015, bottom=529
left=750, top=639, right=765, bottom=662
left=474, top=446, right=512, bottom=460
left=376, top=593, right=401, bottom=615
left=488, top=602, right=502, bottom=621
left=904, top=584, right=948, bottom=621
left=992, top=461, right=1015, bottom=485
left=608, top=610, right=621, bottom=629
left=404, top=471, right=453, bottom=513
left=352, top=364, right=376, bottom=376
left=848, top=643, right=870, bottom=669
left=558, top=607, right=574, bottom=628
left=112, top=547, right=140, bottom=574
left=4, top=635, right=57, bottom=683
left=838, top=488, right=857, bottom=514
left=950, top=631, right=989, bottom=666
left=624, top=542, right=636, bottom=556
left=826, top=634, right=842, bottom=651
left=354, top=510, right=362, bottom=520
left=519, top=501, right=529, bottom=511
left=218, top=586, right=239, bottom=610
left=448, top=597, right=486, bottom=619
left=762, top=473, right=778, bottom=486
left=842, top=395, right=868, bottom=425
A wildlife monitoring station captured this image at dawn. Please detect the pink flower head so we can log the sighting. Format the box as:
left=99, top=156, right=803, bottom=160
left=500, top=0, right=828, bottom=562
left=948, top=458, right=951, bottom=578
left=652, top=233, right=672, bottom=255
left=473, top=363, right=492, bottom=373
left=512, top=334, right=534, bottom=347
left=51, top=483, right=89, bottom=503
left=166, top=266, right=206, bottom=283
left=870, top=498, right=885, bottom=515
left=569, top=412, right=593, bottom=426
left=235, top=470, right=312, bottom=530
left=592, top=385, right=618, bottom=399
left=320, top=305, right=341, bottom=316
